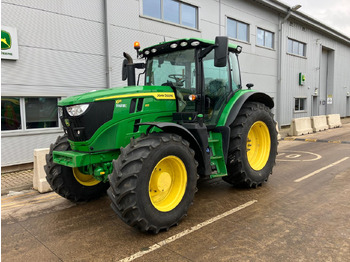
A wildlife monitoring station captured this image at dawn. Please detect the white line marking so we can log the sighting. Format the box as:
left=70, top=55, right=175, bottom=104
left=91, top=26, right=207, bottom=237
left=294, top=157, right=350, bottom=183
left=118, top=200, right=257, bottom=262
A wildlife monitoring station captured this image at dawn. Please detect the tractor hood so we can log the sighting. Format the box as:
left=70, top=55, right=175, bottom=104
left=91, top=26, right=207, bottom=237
left=58, top=85, right=175, bottom=106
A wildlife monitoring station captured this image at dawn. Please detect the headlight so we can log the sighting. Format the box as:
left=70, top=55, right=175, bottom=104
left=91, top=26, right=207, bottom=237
left=66, top=104, right=89, bottom=117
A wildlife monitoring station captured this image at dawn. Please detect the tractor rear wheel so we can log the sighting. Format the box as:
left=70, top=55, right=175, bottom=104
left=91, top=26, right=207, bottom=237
left=45, top=135, right=109, bottom=202
left=108, top=133, right=198, bottom=233
left=223, top=102, right=277, bottom=187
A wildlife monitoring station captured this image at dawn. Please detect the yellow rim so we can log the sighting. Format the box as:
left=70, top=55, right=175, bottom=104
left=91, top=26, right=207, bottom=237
left=246, top=121, right=271, bottom=171
left=73, top=168, right=101, bottom=186
left=149, top=156, right=187, bottom=212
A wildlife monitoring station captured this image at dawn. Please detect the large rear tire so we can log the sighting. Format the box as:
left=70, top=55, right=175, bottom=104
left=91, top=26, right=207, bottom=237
left=223, top=102, right=277, bottom=187
left=108, top=133, right=198, bottom=233
left=45, top=135, right=109, bottom=202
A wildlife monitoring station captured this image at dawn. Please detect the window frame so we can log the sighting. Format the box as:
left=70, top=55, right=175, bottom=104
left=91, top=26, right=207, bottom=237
left=142, top=0, right=199, bottom=30
left=1, top=96, right=62, bottom=135
left=256, top=27, right=274, bottom=49
left=227, top=17, right=250, bottom=43
left=287, top=38, right=307, bottom=57
left=294, top=97, right=307, bottom=112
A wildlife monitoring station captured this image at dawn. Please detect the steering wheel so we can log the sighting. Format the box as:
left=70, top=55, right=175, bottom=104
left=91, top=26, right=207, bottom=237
left=168, top=74, right=185, bottom=86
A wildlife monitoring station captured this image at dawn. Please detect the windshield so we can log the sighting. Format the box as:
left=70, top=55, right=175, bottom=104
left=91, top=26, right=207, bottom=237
left=145, top=49, right=197, bottom=111
left=145, top=49, right=196, bottom=88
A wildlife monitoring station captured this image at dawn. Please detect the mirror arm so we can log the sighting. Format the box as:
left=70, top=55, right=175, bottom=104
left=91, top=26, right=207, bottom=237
left=199, top=45, right=217, bottom=61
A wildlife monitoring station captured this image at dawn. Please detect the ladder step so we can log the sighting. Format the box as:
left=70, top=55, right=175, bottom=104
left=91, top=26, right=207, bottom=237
left=210, top=173, right=227, bottom=178
left=208, top=139, right=220, bottom=143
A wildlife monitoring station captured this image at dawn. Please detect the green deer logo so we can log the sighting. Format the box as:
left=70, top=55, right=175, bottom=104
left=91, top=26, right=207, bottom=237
left=1, top=30, right=12, bottom=50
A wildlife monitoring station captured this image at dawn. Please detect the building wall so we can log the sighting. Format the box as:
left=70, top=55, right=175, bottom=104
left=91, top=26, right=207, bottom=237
left=280, top=19, right=350, bottom=125
left=1, top=0, right=106, bottom=166
left=1, top=0, right=350, bottom=166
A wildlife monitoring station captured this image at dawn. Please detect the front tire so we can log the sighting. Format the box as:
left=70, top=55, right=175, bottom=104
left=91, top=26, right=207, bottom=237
left=223, top=102, right=278, bottom=187
left=44, top=135, right=109, bottom=202
left=108, top=133, right=198, bottom=233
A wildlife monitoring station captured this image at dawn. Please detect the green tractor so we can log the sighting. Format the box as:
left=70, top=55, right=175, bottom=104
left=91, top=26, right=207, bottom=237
left=45, top=36, right=277, bottom=233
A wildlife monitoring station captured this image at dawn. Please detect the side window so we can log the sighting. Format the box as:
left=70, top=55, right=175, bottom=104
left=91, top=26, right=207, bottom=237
left=227, top=18, right=249, bottom=42
left=229, top=52, right=241, bottom=91
left=1, top=97, right=60, bottom=131
left=1, top=97, right=21, bottom=131
left=203, top=50, right=230, bottom=125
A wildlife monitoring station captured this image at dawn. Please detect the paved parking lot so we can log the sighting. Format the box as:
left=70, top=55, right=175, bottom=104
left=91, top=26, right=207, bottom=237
left=2, top=124, right=350, bottom=261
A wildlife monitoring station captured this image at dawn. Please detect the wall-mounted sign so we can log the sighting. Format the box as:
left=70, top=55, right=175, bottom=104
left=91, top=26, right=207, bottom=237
left=1, top=25, right=19, bottom=60
left=327, top=94, right=333, bottom=104
left=299, top=72, right=305, bottom=86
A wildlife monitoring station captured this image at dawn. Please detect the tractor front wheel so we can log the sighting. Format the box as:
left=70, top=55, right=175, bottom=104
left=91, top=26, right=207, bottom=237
left=108, top=133, right=198, bottom=233
left=223, top=102, right=278, bottom=188
left=45, top=135, right=109, bottom=202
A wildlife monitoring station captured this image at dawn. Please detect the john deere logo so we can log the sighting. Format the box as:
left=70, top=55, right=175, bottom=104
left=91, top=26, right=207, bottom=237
left=64, top=119, right=70, bottom=127
left=1, top=30, right=11, bottom=50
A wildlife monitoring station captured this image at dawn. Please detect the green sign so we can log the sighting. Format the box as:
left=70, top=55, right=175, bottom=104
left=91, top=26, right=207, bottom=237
left=1, top=30, right=11, bottom=50
left=1, top=25, right=19, bottom=60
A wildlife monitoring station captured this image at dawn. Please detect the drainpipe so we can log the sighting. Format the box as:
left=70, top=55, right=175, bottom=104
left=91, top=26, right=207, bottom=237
left=276, top=5, right=301, bottom=127
left=104, top=0, right=112, bottom=89
left=219, top=0, right=222, bottom=35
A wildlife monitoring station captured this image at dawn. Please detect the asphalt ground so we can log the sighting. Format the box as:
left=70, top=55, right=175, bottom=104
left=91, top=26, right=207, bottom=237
left=2, top=122, right=350, bottom=261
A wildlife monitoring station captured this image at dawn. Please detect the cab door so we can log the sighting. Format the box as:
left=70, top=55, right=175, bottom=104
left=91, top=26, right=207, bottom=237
left=202, top=50, right=232, bottom=126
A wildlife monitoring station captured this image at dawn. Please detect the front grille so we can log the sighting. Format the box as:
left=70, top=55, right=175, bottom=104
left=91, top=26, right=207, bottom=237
left=60, top=100, right=115, bottom=142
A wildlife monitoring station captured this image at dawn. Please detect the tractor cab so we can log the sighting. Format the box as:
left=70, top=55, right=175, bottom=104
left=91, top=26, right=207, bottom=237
left=124, top=37, right=243, bottom=127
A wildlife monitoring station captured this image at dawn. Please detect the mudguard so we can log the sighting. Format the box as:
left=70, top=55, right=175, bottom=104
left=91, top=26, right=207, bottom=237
left=223, top=91, right=274, bottom=128
left=138, top=122, right=209, bottom=176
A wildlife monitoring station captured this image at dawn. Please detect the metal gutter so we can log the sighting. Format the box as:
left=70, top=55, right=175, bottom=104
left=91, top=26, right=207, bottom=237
left=253, top=0, right=350, bottom=44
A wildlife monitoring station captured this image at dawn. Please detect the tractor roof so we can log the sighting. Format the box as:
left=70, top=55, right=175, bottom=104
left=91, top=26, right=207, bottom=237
left=139, top=38, right=241, bottom=58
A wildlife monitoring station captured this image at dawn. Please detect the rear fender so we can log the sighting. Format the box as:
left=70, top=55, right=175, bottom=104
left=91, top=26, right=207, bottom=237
left=225, top=91, right=274, bottom=127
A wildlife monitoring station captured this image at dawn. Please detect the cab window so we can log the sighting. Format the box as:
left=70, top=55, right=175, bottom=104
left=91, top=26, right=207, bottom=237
left=203, top=50, right=231, bottom=125
left=229, top=52, right=241, bottom=91
left=145, top=49, right=196, bottom=112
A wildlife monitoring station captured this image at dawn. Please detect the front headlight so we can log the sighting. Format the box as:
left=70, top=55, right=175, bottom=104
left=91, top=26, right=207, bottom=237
left=66, top=104, right=90, bottom=117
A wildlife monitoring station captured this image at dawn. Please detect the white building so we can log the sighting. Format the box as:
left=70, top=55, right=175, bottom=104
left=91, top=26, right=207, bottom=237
left=2, top=0, right=350, bottom=167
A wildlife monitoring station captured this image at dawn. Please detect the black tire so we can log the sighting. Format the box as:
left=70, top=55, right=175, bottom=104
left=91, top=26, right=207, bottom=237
left=108, top=133, right=198, bottom=234
left=44, top=135, right=109, bottom=202
left=223, top=102, right=278, bottom=188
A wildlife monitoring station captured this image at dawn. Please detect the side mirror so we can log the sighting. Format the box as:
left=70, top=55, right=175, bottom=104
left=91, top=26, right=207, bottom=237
left=214, top=36, right=228, bottom=67
left=122, top=59, right=128, bottom=81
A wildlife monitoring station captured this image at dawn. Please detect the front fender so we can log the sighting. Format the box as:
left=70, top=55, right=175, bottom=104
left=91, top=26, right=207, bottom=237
left=138, top=122, right=208, bottom=176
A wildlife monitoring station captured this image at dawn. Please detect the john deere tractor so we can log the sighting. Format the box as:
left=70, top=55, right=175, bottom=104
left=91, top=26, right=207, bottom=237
left=45, top=36, right=277, bottom=233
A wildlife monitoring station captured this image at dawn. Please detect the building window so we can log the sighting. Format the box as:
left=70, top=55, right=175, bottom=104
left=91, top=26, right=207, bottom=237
left=295, top=98, right=306, bottom=112
left=143, top=0, right=198, bottom=29
left=1, top=97, right=21, bottom=131
left=288, top=38, right=306, bottom=57
left=227, top=18, right=249, bottom=42
left=1, top=97, right=60, bottom=131
left=257, top=28, right=274, bottom=48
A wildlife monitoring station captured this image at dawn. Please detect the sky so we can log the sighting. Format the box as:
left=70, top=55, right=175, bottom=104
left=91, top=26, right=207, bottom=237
left=281, top=0, right=350, bottom=37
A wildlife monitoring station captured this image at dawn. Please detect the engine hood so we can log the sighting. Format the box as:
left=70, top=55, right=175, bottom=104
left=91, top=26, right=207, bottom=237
left=58, top=85, right=175, bottom=106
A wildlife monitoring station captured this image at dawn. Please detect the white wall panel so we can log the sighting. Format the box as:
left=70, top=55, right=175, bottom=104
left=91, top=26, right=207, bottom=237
left=2, top=47, right=106, bottom=96
left=2, top=3, right=105, bottom=55
left=2, top=0, right=104, bottom=22
left=1, top=132, right=63, bottom=166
